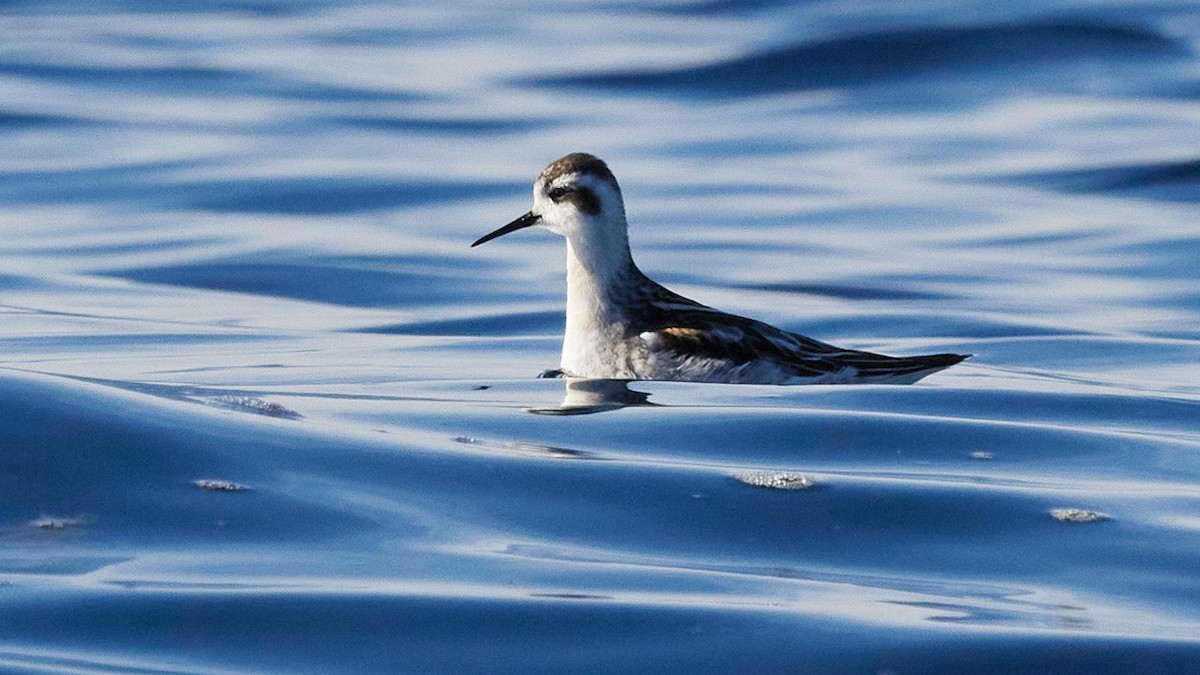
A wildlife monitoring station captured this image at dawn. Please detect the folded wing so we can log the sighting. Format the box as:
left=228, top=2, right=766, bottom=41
left=637, top=304, right=966, bottom=382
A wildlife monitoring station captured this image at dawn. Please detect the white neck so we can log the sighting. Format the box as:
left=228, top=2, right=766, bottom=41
left=559, top=218, right=642, bottom=378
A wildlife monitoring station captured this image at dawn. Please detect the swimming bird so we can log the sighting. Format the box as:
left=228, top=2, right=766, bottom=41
left=472, top=152, right=968, bottom=384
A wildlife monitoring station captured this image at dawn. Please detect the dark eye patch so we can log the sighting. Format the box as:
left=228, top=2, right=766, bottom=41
left=548, top=184, right=601, bottom=215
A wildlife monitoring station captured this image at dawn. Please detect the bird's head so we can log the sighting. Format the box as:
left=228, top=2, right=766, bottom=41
left=472, top=153, right=627, bottom=249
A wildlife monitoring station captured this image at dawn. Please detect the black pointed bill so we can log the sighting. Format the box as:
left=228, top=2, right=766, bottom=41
left=471, top=211, right=542, bottom=247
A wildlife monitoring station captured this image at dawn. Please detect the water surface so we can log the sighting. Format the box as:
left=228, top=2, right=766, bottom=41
left=2, top=0, right=1199, bottom=672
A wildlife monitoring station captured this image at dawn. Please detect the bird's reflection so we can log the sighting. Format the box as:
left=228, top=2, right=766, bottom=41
left=525, top=378, right=655, bottom=416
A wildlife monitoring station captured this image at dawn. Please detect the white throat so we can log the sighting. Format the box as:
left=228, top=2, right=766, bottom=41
left=559, top=213, right=642, bottom=378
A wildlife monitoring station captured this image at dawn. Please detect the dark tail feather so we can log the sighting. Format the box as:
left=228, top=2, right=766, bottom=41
left=850, top=352, right=971, bottom=381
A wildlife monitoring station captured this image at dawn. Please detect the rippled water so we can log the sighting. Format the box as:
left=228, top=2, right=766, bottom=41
left=2, top=1, right=1199, bottom=672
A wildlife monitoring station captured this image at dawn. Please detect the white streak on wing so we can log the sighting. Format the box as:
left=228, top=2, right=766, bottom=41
left=649, top=300, right=723, bottom=313
left=762, top=329, right=802, bottom=354
left=708, top=325, right=745, bottom=344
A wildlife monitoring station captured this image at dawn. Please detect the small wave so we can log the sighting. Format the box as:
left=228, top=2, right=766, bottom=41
left=0, top=158, right=516, bottom=211
left=0, top=61, right=261, bottom=94
left=362, top=310, right=564, bottom=336
left=526, top=19, right=1185, bottom=97
left=194, top=478, right=251, bottom=492
left=0, top=59, right=420, bottom=102
left=734, top=281, right=953, bottom=302
left=1050, top=508, right=1110, bottom=523
left=0, top=159, right=501, bottom=217
left=204, top=396, right=301, bottom=419
left=107, top=254, right=495, bottom=308
left=182, top=177, right=516, bottom=215
left=29, top=515, right=85, bottom=531
left=1013, top=157, right=1200, bottom=203
left=734, top=470, right=817, bottom=490
left=644, top=0, right=798, bottom=17
left=329, top=115, right=550, bottom=135
left=0, top=110, right=100, bottom=129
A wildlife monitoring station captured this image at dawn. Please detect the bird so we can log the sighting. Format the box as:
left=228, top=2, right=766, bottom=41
left=471, top=152, right=968, bottom=384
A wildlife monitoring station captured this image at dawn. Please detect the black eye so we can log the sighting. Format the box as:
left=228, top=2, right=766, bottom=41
left=547, top=184, right=601, bottom=215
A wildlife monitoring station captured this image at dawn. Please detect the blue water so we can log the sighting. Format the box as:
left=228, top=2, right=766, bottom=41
left=2, top=1, right=1199, bottom=672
